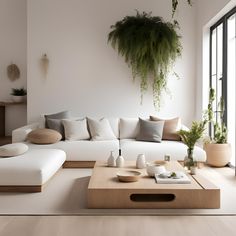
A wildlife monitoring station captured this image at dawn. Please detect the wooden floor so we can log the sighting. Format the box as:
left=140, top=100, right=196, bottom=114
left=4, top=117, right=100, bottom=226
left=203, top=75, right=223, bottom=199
left=0, top=216, right=235, bottom=236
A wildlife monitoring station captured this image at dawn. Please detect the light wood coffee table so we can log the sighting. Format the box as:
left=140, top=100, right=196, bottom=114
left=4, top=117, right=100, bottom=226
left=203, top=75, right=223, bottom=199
left=87, top=161, right=220, bottom=209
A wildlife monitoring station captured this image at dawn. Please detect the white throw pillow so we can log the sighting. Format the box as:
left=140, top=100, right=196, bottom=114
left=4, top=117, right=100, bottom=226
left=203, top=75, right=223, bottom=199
left=119, top=118, right=140, bottom=139
left=0, top=143, right=28, bottom=157
left=87, top=118, right=117, bottom=141
left=62, top=118, right=90, bottom=141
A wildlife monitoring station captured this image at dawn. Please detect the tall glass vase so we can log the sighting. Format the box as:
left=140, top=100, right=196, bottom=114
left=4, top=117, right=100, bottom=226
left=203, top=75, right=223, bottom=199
left=184, top=148, right=194, bottom=170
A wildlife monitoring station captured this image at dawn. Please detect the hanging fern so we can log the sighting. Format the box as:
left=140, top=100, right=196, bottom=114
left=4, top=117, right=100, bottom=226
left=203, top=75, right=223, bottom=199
left=108, top=11, right=182, bottom=109
left=172, top=0, right=192, bottom=17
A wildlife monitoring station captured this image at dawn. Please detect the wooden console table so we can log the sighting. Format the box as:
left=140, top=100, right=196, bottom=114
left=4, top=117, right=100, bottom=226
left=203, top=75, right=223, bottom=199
left=0, top=101, right=26, bottom=137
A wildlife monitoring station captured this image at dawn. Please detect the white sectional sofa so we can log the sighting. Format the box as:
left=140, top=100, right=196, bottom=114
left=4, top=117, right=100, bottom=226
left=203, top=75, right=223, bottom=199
left=12, top=118, right=207, bottom=166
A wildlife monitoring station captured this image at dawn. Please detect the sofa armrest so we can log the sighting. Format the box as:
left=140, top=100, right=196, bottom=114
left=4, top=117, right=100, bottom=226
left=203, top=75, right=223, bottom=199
left=12, top=123, right=41, bottom=143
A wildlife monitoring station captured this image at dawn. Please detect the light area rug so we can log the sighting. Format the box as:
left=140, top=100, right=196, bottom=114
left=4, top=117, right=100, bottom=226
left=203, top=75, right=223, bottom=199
left=0, top=166, right=236, bottom=215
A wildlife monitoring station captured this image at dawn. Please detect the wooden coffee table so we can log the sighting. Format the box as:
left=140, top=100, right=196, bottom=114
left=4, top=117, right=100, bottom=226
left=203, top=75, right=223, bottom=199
left=87, top=161, right=220, bottom=209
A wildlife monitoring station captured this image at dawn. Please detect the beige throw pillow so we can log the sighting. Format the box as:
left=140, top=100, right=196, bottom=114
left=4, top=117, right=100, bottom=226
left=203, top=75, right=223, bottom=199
left=150, top=116, right=181, bottom=141
left=27, top=128, right=62, bottom=144
left=87, top=118, right=117, bottom=141
left=62, top=118, right=90, bottom=141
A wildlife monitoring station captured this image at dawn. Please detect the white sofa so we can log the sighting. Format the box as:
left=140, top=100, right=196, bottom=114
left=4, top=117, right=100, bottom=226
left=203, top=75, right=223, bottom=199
left=12, top=118, right=207, bottom=164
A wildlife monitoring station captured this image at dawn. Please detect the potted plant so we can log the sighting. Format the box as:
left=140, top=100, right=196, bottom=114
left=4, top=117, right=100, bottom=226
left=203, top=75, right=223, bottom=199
left=108, top=11, right=182, bottom=110
left=178, top=121, right=206, bottom=170
left=11, top=87, right=27, bottom=103
left=204, top=88, right=231, bottom=167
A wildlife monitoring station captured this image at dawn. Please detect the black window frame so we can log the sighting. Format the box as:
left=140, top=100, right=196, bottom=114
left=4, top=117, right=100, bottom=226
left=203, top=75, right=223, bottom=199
left=209, top=6, right=236, bottom=130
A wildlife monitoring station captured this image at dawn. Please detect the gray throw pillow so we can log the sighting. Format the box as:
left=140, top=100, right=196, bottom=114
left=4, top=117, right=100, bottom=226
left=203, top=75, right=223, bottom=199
left=136, top=118, right=164, bottom=142
left=44, top=111, right=71, bottom=139
left=45, top=110, right=71, bottom=128
left=47, top=118, right=65, bottom=139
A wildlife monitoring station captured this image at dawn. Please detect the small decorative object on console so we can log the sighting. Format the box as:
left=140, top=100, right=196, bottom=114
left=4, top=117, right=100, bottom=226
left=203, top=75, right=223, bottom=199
left=136, top=153, right=146, bottom=169
left=107, top=151, right=116, bottom=167
left=117, top=170, right=141, bottom=182
left=178, top=121, right=206, bottom=170
left=116, top=149, right=124, bottom=167
left=146, top=163, right=166, bottom=177
left=11, top=87, right=27, bottom=103
left=164, top=154, right=171, bottom=162
left=155, top=171, right=191, bottom=184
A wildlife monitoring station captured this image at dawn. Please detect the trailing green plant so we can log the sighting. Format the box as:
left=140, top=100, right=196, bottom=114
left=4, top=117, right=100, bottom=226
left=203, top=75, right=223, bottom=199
left=108, top=11, right=182, bottom=110
left=11, top=88, right=27, bottom=96
left=205, top=88, right=227, bottom=144
left=172, top=0, right=192, bottom=17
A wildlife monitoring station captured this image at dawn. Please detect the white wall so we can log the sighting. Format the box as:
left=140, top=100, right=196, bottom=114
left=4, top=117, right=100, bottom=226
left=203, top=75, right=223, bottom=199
left=195, top=0, right=234, bottom=119
left=27, top=0, right=196, bottom=126
left=0, top=0, right=27, bottom=135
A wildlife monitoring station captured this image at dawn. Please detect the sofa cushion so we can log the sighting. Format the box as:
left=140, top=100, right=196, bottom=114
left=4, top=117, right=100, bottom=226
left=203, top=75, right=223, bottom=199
left=26, top=140, right=119, bottom=161
left=46, top=118, right=65, bottom=139
left=0, top=149, right=66, bottom=186
left=120, top=139, right=206, bottom=162
left=44, top=110, right=71, bottom=127
left=87, top=118, right=117, bottom=141
left=136, top=118, right=164, bottom=142
left=0, top=143, right=28, bottom=157
left=62, top=118, right=90, bottom=141
left=119, top=118, right=139, bottom=139
left=107, top=118, right=119, bottom=138
left=150, top=116, right=181, bottom=141
left=28, top=128, right=62, bottom=144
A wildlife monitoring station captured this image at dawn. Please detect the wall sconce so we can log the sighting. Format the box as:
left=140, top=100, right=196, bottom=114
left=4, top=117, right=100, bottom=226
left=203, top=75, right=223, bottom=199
left=41, top=54, right=49, bottom=77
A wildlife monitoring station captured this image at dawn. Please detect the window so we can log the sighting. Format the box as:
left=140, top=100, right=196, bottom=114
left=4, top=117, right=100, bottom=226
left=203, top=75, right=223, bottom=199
left=210, top=7, right=236, bottom=165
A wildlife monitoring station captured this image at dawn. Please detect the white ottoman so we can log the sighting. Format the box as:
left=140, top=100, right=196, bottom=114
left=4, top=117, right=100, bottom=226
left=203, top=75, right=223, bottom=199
left=0, top=149, right=66, bottom=192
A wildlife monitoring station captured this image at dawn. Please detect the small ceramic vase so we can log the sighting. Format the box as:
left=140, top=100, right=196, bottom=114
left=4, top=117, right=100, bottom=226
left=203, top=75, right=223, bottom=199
left=116, top=149, right=124, bottom=168
left=107, top=151, right=116, bottom=167
left=136, top=154, right=146, bottom=169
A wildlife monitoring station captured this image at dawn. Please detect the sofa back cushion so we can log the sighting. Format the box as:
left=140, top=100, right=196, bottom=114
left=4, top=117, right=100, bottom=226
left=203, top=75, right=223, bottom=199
left=62, top=118, right=90, bottom=141
left=44, top=110, right=71, bottom=127
left=150, top=116, right=181, bottom=141
left=87, top=118, right=117, bottom=141
left=107, top=118, right=119, bottom=138
left=136, top=118, right=164, bottom=142
left=119, top=118, right=140, bottom=139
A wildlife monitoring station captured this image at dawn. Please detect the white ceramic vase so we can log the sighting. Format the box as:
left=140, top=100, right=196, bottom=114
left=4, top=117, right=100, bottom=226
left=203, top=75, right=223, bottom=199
left=136, top=154, right=146, bottom=169
left=107, top=151, right=116, bottom=167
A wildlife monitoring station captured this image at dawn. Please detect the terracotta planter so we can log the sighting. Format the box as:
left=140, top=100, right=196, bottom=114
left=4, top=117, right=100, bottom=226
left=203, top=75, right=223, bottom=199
left=204, top=143, right=231, bottom=167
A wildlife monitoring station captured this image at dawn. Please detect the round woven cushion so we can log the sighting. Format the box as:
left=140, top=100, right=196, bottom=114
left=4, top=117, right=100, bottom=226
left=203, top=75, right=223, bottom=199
left=28, top=129, right=62, bottom=144
left=0, top=143, right=28, bottom=157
